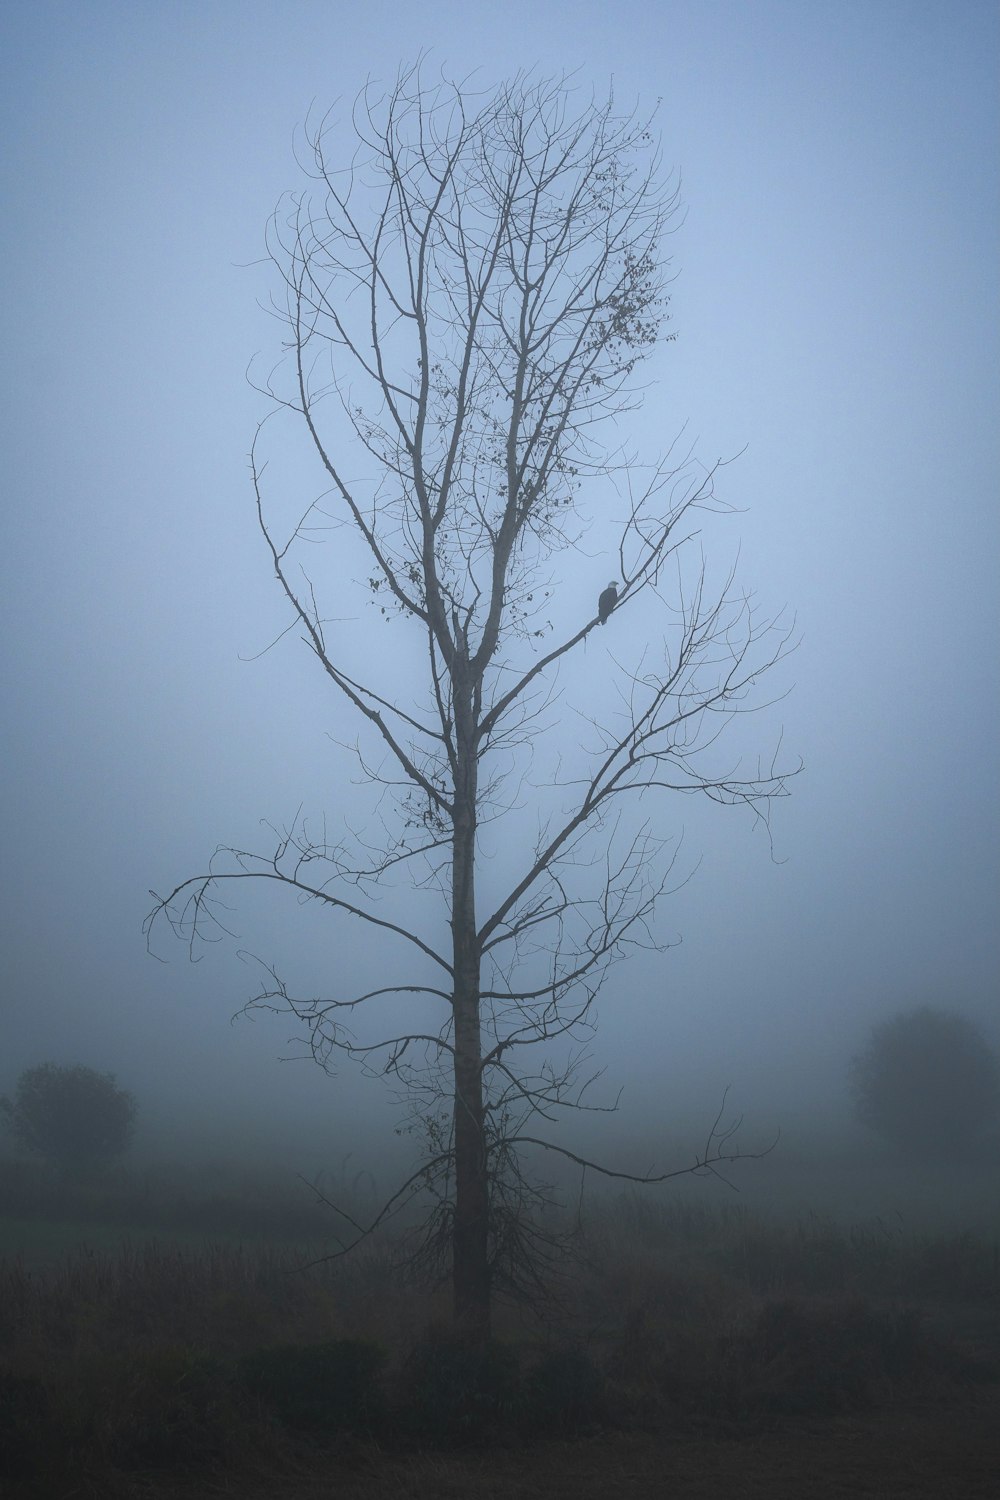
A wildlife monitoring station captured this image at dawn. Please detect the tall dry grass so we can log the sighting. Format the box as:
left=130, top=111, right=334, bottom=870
left=1, top=1164, right=997, bottom=1494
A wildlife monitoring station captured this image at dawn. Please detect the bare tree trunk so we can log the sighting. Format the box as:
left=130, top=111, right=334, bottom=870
left=451, top=669, right=490, bottom=1342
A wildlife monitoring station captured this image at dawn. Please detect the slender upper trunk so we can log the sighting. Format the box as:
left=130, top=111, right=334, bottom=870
left=450, top=663, right=490, bottom=1343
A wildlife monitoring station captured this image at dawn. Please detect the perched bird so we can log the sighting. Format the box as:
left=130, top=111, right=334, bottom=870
left=598, top=580, right=619, bottom=625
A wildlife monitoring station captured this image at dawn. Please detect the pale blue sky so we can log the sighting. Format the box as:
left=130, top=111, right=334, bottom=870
left=1, top=1, right=997, bottom=1163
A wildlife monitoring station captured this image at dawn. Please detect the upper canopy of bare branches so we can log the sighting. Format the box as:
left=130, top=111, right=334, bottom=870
left=261, top=69, right=680, bottom=666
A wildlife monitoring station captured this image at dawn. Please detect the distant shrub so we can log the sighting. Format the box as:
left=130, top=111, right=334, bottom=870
left=118, top=1347, right=236, bottom=1470
left=0, top=1370, right=50, bottom=1478
left=519, top=1346, right=607, bottom=1434
left=0, top=1063, right=136, bottom=1180
left=717, top=1298, right=930, bottom=1417
left=237, top=1338, right=385, bottom=1433
left=398, top=1327, right=521, bottom=1444
left=849, top=1008, right=999, bottom=1157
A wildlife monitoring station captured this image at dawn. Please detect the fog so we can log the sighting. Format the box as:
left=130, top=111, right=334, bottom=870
left=2, top=2, right=997, bottom=1205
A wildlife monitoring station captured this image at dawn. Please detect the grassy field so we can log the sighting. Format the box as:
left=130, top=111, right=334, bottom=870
left=1, top=1155, right=998, bottom=1498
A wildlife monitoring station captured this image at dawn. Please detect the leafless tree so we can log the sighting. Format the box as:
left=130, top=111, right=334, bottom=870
left=148, top=66, right=796, bottom=1343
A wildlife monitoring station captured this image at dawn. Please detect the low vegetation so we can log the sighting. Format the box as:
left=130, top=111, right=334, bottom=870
left=1, top=1157, right=997, bottom=1498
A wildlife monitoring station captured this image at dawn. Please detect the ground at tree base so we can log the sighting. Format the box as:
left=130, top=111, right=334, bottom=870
left=361, top=1406, right=997, bottom=1500
left=5, top=1395, right=996, bottom=1500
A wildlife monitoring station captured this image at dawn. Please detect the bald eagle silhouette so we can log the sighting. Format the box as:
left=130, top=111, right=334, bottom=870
left=598, top=580, right=619, bottom=625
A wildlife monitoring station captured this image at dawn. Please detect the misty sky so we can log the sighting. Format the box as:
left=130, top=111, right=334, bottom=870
left=1, top=1, right=997, bottom=1167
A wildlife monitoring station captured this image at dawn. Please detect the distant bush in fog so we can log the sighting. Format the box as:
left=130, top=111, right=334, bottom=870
left=849, top=1007, right=999, bottom=1158
left=0, top=1063, right=136, bottom=1180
